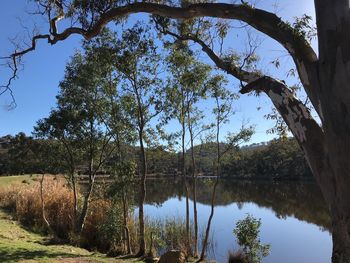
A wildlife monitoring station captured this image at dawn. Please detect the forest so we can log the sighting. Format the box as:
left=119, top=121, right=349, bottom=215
left=0, top=133, right=312, bottom=180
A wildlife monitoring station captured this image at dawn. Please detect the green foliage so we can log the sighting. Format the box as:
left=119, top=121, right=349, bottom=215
left=97, top=202, right=125, bottom=251
left=278, top=14, right=316, bottom=44
left=233, top=214, right=270, bottom=263
left=292, top=14, right=317, bottom=42
left=108, top=160, right=137, bottom=199
left=0, top=133, right=63, bottom=175
left=222, top=138, right=312, bottom=180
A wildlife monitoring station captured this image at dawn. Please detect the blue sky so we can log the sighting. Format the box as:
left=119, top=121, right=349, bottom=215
left=0, top=0, right=316, bottom=144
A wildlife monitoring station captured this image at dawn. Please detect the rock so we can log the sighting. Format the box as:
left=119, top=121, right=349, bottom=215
left=158, top=250, right=186, bottom=263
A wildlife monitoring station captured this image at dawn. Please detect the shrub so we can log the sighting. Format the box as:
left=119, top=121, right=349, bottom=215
left=233, top=214, right=270, bottom=263
left=81, top=199, right=114, bottom=251
left=144, top=217, right=193, bottom=257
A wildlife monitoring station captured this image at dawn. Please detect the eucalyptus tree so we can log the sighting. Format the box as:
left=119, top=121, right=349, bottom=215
left=186, top=104, right=207, bottom=258
left=165, top=43, right=211, bottom=255
left=35, top=51, right=118, bottom=234
left=111, top=24, right=165, bottom=256
left=34, top=108, right=84, bottom=229
left=4, top=1, right=350, bottom=261
left=199, top=75, right=254, bottom=260
left=82, top=30, right=137, bottom=162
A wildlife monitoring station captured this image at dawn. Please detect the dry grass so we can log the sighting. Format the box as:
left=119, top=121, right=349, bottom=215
left=0, top=176, right=74, bottom=237
left=81, top=199, right=113, bottom=250
left=16, top=177, right=75, bottom=237
left=0, top=176, right=127, bottom=253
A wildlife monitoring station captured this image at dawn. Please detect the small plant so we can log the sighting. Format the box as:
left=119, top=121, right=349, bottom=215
left=143, top=217, right=194, bottom=257
left=233, top=214, right=270, bottom=263
left=96, top=201, right=124, bottom=253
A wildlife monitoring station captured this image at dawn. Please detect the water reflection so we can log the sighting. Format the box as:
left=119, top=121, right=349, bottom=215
left=144, top=179, right=331, bottom=231
left=142, top=179, right=332, bottom=263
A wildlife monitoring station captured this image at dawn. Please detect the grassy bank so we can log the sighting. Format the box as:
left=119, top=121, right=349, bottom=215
left=0, top=209, right=140, bottom=263
left=0, top=175, right=143, bottom=263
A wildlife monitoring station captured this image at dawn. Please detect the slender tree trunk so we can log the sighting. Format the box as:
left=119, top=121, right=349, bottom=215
left=76, top=174, right=95, bottom=234
left=70, top=171, right=78, bottom=230
left=199, top=108, right=221, bottom=261
left=137, top=127, right=147, bottom=256
left=189, top=121, right=198, bottom=258
left=192, top=175, right=198, bottom=258
left=122, top=189, right=132, bottom=254
left=184, top=180, right=191, bottom=253
left=181, top=115, right=191, bottom=254
left=75, top=145, right=96, bottom=234
left=148, top=231, right=154, bottom=257
left=40, top=173, right=52, bottom=233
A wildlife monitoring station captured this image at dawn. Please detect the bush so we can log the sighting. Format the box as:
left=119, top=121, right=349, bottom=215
left=144, top=217, right=193, bottom=257
left=233, top=214, right=270, bottom=263
left=81, top=199, right=114, bottom=251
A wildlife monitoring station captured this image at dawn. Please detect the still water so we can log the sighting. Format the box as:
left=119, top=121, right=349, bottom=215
left=142, top=179, right=332, bottom=263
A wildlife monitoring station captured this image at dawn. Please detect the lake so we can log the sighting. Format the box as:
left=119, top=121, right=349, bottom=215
left=141, top=179, right=332, bottom=263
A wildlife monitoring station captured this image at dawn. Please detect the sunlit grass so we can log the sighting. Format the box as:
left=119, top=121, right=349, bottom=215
left=0, top=175, right=37, bottom=188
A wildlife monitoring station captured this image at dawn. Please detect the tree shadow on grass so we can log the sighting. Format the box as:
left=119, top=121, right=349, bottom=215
left=0, top=247, right=81, bottom=262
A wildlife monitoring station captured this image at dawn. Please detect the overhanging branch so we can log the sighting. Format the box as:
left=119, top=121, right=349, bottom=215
left=3, top=3, right=318, bottom=88
left=156, top=24, right=260, bottom=83
left=241, top=76, right=326, bottom=181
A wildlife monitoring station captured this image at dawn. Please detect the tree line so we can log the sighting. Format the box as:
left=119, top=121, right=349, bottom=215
left=0, top=133, right=312, bottom=181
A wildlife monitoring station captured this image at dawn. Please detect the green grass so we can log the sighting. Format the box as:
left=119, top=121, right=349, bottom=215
left=0, top=175, right=39, bottom=188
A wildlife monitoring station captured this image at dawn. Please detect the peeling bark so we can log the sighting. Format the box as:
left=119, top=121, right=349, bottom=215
left=241, top=74, right=350, bottom=263
left=313, top=2, right=350, bottom=262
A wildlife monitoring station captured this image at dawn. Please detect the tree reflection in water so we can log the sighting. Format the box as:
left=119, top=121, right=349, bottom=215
left=143, top=178, right=331, bottom=232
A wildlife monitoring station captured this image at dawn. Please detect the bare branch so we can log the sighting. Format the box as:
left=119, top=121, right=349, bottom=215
left=2, top=2, right=320, bottom=113
left=5, top=2, right=318, bottom=66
